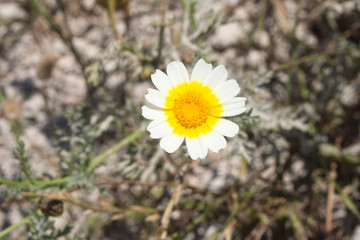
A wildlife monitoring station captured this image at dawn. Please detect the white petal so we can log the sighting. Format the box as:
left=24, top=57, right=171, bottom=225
left=202, top=131, right=227, bottom=153
left=221, top=97, right=247, bottom=117
left=213, top=79, right=240, bottom=104
left=185, top=137, right=195, bottom=159
left=205, top=65, right=228, bottom=89
left=186, top=137, right=201, bottom=160
left=160, top=134, right=184, bottom=153
left=145, top=89, right=166, bottom=108
left=191, top=59, right=212, bottom=83
left=151, top=70, right=173, bottom=95
left=167, top=61, right=189, bottom=87
left=212, top=118, right=239, bottom=137
left=148, top=121, right=173, bottom=139
left=147, top=119, right=166, bottom=131
left=198, top=134, right=209, bottom=159
left=221, top=107, right=246, bottom=117
left=141, top=106, right=165, bottom=120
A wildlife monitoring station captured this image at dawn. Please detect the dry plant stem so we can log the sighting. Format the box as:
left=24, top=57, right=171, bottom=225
left=0, top=192, right=157, bottom=238
left=326, top=162, right=337, bottom=233
left=160, top=160, right=192, bottom=240
left=160, top=184, right=183, bottom=240
left=222, top=193, right=239, bottom=240
left=84, top=178, right=210, bottom=194
left=270, top=0, right=291, bottom=35
left=107, top=0, right=119, bottom=41
left=93, top=178, right=213, bottom=194
left=41, top=82, right=53, bottom=125
left=343, top=22, right=360, bottom=38
left=22, top=192, right=157, bottom=214
left=141, top=146, right=164, bottom=181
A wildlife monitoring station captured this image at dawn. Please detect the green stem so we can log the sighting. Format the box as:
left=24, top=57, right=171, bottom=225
left=333, top=180, right=360, bottom=220
left=155, top=1, right=167, bottom=68
left=0, top=215, right=31, bottom=239
left=0, top=177, right=69, bottom=187
left=285, top=67, right=293, bottom=105
left=1, top=131, right=143, bottom=188
left=86, top=130, right=142, bottom=173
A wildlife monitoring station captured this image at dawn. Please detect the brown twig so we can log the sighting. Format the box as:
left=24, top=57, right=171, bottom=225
left=107, top=0, right=119, bottom=41
left=159, top=160, right=192, bottom=240
left=160, top=183, right=183, bottom=240
left=326, top=162, right=337, bottom=233
left=270, top=0, right=291, bottom=35
left=94, top=179, right=176, bottom=187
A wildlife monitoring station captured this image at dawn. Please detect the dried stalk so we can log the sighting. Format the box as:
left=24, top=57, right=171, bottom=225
left=159, top=160, right=192, bottom=240
left=326, top=162, right=337, bottom=233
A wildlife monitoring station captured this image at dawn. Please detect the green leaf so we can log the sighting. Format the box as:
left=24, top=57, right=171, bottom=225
left=334, top=181, right=360, bottom=220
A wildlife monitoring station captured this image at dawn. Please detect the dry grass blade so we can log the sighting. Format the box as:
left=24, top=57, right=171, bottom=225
left=326, top=162, right=337, bottom=233
left=160, top=184, right=183, bottom=240
left=223, top=219, right=235, bottom=240
left=270, top=0, right=291, bottom=35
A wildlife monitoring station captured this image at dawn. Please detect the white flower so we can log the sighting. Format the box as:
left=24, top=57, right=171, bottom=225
left=142, top=59, right=246, bottom=160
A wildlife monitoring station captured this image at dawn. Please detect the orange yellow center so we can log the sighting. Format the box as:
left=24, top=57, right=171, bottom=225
left=173, top=90, right=210, bottom=128
left=164, top=81, right=222, bottom=138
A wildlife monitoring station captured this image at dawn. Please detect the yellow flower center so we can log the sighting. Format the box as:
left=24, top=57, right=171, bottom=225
left=173, top=90, right=210, bottom=128
left=164, top=81, right=222, bottom=138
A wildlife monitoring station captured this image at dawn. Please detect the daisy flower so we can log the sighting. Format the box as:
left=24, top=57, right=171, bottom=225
left=142, top=59, right=246, bottom=160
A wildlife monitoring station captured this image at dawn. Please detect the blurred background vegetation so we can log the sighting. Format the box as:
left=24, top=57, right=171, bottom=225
left=0, top=0, right=360, bottom=239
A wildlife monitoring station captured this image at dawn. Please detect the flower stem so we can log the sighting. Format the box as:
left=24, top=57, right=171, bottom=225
left=1, top=131, right=143, bottom=187
left=86, top=130, right=142, bottom=173
left=0, top=177, right=69, bottom=187
left=0, top=215, right=31, bottom=239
